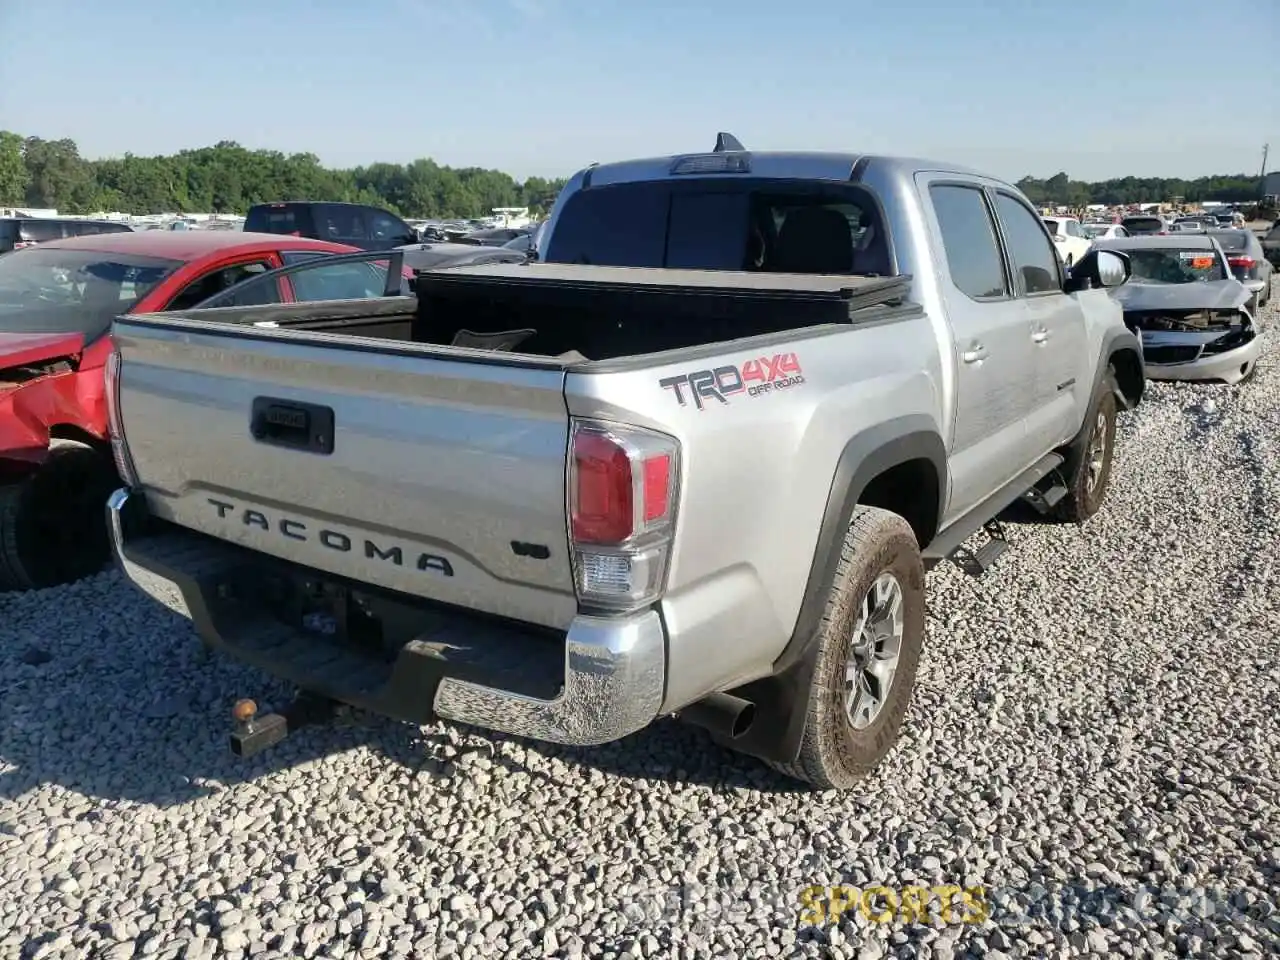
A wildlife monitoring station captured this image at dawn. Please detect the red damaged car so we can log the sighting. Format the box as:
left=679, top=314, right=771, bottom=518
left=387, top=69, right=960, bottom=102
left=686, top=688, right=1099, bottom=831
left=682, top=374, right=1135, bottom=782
left=0, top=230, right=365, bottom=590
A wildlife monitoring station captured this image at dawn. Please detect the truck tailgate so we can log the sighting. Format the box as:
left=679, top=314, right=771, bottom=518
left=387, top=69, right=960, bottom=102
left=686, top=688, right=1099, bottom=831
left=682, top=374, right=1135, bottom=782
left=111, top=317, right=578, bottom=630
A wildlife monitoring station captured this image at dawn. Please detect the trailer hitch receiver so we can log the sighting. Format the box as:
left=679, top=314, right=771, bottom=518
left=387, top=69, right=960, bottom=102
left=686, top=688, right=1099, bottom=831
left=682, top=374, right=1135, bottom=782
left=229, top=699, right=289, bottom=758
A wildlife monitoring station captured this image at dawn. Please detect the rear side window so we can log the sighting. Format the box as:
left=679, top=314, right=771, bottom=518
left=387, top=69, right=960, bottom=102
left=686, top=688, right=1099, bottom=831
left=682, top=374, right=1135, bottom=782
left=19, top=220, right=66, bottom=242
left=994, top=194, right=1062, bottom=294
left=246, top=205, right=310, bottom=236
left=929, top=184, right=1007, bottom=300
left=1210, top=231, right=1248, bottom=252
left=65, top=221, right=120, bottom=238
left=1123, top=217, right=1163, bottom=233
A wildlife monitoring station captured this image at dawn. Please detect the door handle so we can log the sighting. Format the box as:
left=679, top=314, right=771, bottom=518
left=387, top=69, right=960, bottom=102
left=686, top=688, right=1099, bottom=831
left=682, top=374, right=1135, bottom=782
left=962, top=343, right=988, bottom=364
left=1031, top=329, right=1050, bottom=343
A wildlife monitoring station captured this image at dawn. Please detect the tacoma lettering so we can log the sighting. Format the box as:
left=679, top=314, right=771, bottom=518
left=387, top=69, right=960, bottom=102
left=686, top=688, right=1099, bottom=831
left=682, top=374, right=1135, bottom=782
left=206, top=498, right=453, bottom=576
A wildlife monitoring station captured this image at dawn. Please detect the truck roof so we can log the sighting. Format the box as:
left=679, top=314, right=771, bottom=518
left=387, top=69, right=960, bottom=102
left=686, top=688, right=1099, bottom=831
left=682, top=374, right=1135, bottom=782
left=578, top=151, right=991, bottom=188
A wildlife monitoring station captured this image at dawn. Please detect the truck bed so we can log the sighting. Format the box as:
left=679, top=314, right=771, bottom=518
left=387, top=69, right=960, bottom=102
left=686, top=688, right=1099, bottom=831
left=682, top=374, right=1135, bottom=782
left=112, top=264, right=917, bottom=630
left=140, top=262, right=914, bottom=365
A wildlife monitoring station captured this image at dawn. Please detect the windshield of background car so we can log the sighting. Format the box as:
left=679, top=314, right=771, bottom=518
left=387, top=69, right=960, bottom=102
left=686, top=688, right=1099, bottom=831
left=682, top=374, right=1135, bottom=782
left=543, top=178, right=887, bottom=274
left=1123, top=217, right=1164, bottom=234
left=1082, top=224, right=1111, bottom=238
left=0, top=248, right=180, bottom=338
left=1122, top=247, right=1227, bottom=283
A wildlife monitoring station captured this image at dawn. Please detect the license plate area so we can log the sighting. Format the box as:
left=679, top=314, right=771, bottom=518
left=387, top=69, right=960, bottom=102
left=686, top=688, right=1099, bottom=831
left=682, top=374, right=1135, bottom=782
left=267, top=575, right=386, bottom=655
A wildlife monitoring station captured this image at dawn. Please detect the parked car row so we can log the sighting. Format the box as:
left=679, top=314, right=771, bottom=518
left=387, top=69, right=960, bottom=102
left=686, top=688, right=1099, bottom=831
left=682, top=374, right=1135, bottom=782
left=1040, top=212, right=1273, bottom=384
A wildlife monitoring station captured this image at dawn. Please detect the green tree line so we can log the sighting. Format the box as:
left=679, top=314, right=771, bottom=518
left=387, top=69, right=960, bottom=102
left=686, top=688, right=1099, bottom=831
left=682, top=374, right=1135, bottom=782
left=0, top=132, right=567, bottom=219
left=0, top=132, right=1265, bottom=217
left=1017, top=171, right=1264, bottom=207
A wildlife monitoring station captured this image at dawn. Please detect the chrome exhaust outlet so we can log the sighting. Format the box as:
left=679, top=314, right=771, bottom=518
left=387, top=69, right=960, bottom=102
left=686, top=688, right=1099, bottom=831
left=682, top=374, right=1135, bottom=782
left=678, top=692, right=757, bottom=740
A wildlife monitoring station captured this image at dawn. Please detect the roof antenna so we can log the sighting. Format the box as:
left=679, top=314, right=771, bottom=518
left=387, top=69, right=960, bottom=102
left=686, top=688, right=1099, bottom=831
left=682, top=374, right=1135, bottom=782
left=714, top=132, right=745, bottom=152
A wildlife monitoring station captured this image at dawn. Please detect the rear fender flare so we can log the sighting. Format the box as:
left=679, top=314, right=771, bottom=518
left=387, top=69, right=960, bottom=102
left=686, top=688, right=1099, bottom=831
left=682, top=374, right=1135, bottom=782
left=727, top=416, right=946, bottom=764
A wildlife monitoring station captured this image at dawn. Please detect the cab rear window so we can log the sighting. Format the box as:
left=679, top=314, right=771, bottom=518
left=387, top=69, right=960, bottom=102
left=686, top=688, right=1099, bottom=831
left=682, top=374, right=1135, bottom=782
left=544, top=179, right=891, bottom=276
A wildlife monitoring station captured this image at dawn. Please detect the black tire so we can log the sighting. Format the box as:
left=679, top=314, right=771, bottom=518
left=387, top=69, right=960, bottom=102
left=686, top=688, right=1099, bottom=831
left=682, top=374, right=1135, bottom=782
left=766, top=506, right=925, bottom=790
left=1054, top=374, right=1118, bottom=523
left=0, top=445, right=120, bottom=592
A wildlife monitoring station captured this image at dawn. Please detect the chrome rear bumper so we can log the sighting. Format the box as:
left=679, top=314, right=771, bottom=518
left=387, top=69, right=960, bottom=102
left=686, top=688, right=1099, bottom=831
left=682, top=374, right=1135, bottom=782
left=107, top=488, right=666, bottom=747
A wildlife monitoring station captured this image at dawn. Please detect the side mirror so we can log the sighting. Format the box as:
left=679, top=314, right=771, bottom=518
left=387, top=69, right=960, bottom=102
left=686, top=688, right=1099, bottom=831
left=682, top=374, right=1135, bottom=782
left=1064, top=249, right=1131, bottom=293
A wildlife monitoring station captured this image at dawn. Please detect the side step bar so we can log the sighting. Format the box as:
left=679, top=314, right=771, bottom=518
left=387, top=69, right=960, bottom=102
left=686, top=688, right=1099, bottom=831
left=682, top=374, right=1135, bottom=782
left=923, top=452, right=1065, bottom=573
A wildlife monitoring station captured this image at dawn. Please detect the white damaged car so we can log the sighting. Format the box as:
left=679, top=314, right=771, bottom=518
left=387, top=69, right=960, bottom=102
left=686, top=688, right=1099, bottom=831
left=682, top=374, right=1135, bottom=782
left=1094, top=235, right=1261, bottom=385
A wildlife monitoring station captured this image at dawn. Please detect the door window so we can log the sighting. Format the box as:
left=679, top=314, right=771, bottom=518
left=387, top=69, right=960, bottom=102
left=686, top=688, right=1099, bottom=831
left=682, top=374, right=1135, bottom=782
left=318, top=205, right=368, bottom=242
left=165, top=260, right=275, bottom=310
left=994, top=194, right=1062, bottom=295
left=289, top=259, right=390, bottom=302
left=368, top=210, right=410, bottom=243
left=929, top=184, right=1008, bottom=300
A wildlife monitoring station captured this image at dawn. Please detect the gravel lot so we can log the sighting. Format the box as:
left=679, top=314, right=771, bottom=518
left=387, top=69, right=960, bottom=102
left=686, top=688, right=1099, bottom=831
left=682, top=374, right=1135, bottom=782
left=2, top=300, right=1278, bottom=960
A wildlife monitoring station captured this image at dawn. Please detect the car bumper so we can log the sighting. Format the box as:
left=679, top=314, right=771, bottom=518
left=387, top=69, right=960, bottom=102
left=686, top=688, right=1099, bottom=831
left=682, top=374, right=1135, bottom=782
left=107, top=488, right=667, bottom=747
left=1143, top=336, right=1262, bottom=385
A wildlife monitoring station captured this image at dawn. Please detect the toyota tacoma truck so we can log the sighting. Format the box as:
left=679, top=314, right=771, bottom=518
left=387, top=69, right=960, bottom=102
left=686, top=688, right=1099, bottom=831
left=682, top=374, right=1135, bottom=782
left=104, top=138, right=1144, bottom=788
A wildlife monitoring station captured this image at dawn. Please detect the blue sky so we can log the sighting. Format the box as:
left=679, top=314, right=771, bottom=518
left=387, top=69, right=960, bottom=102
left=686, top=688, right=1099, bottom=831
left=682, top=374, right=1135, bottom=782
left=2, top=0, right=1276, bottom=183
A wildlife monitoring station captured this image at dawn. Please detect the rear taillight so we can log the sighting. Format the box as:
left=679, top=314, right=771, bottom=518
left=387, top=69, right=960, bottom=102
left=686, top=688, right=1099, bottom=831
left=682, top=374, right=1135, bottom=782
left=1227, top=256, right=1256, bottom=270
left=104, top=344, right=139, bottom=486
left=568, top=419, right=680, bottom=612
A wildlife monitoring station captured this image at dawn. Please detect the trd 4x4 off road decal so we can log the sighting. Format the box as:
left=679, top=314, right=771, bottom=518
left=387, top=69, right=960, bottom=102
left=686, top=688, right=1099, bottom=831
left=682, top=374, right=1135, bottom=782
left=659, top=352, right=805, bottom=410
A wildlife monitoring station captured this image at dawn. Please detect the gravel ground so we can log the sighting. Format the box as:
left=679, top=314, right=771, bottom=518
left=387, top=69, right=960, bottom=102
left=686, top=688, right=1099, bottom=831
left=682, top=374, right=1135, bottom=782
left=2, top=301, right=1279, bottom=960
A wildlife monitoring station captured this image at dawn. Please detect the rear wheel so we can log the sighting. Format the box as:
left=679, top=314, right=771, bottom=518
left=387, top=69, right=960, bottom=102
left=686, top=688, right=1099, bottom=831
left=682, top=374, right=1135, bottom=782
left=0, top=446, right=120, bottom=591
left=766, top=506, right=925, bottom=790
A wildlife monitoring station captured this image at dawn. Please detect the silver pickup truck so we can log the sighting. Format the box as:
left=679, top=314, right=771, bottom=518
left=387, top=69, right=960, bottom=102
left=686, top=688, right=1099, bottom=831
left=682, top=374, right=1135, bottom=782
left=105, top=141, right=1144, bottom=788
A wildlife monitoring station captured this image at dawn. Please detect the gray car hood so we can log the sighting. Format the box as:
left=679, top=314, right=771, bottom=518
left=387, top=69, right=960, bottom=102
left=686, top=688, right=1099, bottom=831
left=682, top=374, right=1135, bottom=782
left=1114, top=279, right=1250, bottom=312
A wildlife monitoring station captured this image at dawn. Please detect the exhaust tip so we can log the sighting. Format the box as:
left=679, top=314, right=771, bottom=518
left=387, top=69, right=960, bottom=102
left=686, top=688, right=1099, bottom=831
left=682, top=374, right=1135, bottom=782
left=730, top=702, right=756, bottom=739
left=679, top=691, right=757, bottom=741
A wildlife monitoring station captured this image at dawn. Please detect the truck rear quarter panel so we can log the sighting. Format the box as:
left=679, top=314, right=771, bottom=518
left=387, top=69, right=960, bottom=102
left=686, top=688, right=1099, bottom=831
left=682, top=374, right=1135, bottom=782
left=566, top=319, right=945, bottom=712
